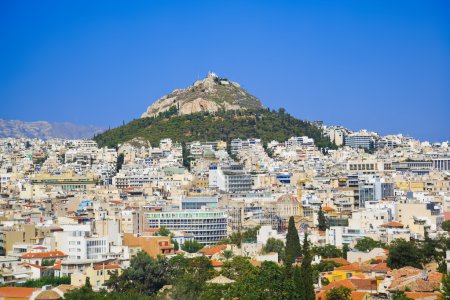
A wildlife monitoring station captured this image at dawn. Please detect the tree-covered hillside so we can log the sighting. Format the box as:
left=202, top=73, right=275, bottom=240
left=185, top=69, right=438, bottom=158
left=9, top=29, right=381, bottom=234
left=94, top=108, right=336, bottom=149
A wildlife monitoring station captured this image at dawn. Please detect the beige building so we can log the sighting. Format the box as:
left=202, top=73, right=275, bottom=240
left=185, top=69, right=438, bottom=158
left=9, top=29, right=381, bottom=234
left=71, top=264, right=122, bottom=290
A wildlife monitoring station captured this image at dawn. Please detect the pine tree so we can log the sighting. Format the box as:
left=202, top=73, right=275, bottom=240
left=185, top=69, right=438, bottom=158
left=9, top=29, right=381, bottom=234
left=318, top=206, right=328, bottom=231
left=285, top=216, right=302, bottom=266
left=299, top=233, right=315, bottom=300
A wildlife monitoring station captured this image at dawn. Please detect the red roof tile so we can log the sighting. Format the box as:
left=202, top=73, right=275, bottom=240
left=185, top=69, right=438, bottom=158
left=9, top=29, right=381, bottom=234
left=21, top=251, right=67, bottom=259
left=0, top=287, right=38, bottom=298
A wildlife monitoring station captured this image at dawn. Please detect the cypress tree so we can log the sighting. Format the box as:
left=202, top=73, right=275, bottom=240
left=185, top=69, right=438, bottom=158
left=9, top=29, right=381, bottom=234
left=300, top=233, right=315, bottom=300
left=317, top=206, right=328, bottom=231
left=285, top=216, right=302, bottom=266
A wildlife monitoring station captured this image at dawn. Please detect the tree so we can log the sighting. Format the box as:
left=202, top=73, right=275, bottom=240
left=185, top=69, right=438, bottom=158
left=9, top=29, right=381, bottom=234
left=116, top=153, right=124, bottom=172
left=387, top=239, right=422, bottom=269
left=171, top=256, right=214, bottom=300
left=312, top=245, right=343, bottom=258
left=227, top=226, right=260, bottom=247
left=262, top=237, right=285, bottom=262
left=442, top=220, right=450, bottom=231
left=105, top=251, right=170, bottom=296
left=221, top=256, right=258, bottom=281
left=318, top=207, right=329, bottom=231
left=285, top=216, right=302, bottom=266
left=182, top=240, right=204, bottom=253
left=223, top=249, right=233, bottom=261
left=325, top=286, right=352, bottom=300
left=342, top=244, right=349, bottom=259
left=299, top=233, right=315, bottom=300
left=442, top=272, right=450, bottom=299
left=155, top=226, right=171, bottom=236
left=354, top=237, right=382, bottom=252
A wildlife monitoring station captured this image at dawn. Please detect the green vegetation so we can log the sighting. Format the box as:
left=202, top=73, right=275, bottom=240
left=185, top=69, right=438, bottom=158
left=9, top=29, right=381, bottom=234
left=219, top=226, right=260, bottom=247
left=384, top=235, right=450, bottom=271
left=298, top=233, right=315, bottom=300
left=116, top=153, right=124, bottom=172
left=387, top=239, right=422, bottom=269
left=181, top=240, right=204, bottom=253
left=285, top=216, right=302, bottom=266
left=19, top=276, right=70, bottom=287
left=317, top=207, right=329, bottom=231
left=442, top=220, right=450, bottom=231
left=354, top=237, right=383, bottom=252
left=65, top=246, right=322, bottom=300
left=442, top=272, right=450, bottom=298
left=262, top=237, right=285, bottom=262
left=312, top=245, right=343, bottom=259
left=325, top=286, right=352, bottom=300
left=41, top=259, right=55, bottom=266
left=94, top=109, right=336, bottom=149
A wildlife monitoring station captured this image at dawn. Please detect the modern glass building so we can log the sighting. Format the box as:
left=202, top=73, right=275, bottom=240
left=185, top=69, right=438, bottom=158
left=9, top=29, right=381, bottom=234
left=143, top=210, right=227, bottom=245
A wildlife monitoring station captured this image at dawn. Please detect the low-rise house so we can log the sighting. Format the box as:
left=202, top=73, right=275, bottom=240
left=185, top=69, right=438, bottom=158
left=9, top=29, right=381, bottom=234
left=20, top=251, right=67, bottom=267
left=71, top=264, right=122, bottom=290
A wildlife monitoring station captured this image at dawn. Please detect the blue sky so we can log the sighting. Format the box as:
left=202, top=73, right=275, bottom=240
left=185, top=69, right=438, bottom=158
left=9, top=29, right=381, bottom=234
left=0, top=0, right=449, bottom=141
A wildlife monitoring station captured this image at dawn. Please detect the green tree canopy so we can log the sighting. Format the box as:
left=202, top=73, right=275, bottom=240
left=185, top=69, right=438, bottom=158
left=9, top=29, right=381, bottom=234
left=262, top=237, right=285, bottom=262
left=181, top=240, right=204, bottom=253
left=325, top=286, right=352, bottom=300
left=285, top=216, right=302, bottom=266
left=354, top=237, right=383, bottom=252
left=387, top=239, right=423, bottom=269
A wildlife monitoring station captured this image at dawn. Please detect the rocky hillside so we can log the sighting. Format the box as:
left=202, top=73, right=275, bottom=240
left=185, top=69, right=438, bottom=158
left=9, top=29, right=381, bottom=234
left=0, top=119, right=105, bottom=140
left=141, top=72, right=264, bottom=118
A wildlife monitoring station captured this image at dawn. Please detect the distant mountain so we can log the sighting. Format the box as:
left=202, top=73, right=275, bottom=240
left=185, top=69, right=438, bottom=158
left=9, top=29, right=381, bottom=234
left=95, top=73, right=336, bottom=149
left=141, top=72, right=264, bottom=118
left=0, top=119, right=105, bottom=140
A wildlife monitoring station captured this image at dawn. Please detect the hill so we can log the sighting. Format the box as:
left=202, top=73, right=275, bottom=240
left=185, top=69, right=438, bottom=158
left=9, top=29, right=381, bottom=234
left=94, top=108, right=335, bottom=149
left=141, top=72, right=264, bottom=118
left=0, top=119, right=105, bottom=140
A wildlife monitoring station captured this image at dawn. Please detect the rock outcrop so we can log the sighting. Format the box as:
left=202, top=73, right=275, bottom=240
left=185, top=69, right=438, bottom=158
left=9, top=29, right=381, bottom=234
left=141, top=72, right=264, bottom=118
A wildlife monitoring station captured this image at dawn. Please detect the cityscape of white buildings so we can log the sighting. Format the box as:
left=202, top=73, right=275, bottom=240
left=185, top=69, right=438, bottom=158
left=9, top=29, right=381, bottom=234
left=0, top=128, right=449, bottom=297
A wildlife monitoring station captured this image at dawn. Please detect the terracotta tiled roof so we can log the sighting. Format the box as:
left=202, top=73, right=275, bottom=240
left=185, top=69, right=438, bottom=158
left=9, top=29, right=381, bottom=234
left=323, top=257, right=350, bottom=266
left=0, top=287, right=38, bottom=298
left=322, top=206, right=334, bottom=211
left=211, top=260, right=224, bottom=267
left=20, top=251, right=67, bottom=259
left=320, top=279, right=357, bottom=292
left=334, top=263, right=362, bottom=272
left=444, top=212, right=450, bottom=221
left=362, top=262, right=391, bottom=273
left=388, top=267, right=442, bottom=292
left=380, top=221, right=404, bottom=228
left=348, top=278, right=377, bottom=291
left=351, top=291, right=370, bottom=300
left=404, top=292, right=441, bottom=299
left=199, top=245, right=226, bottom=256
left=109, top=200, right=124, bottom=205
